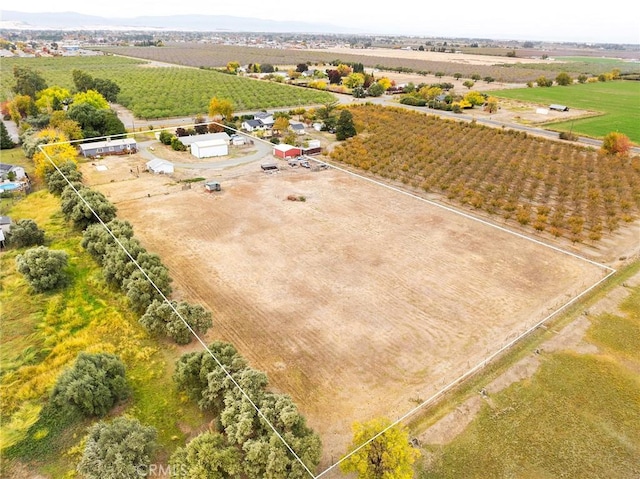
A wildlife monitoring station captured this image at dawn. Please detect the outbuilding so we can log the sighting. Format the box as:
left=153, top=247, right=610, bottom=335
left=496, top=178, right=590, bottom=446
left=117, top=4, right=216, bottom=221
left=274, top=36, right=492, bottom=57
left=79, top=138, right=137, bottom=157
left=178, top=132, right=231, bottom=147
left=549, top=104, right=569, bottom=112
left=191, top=139, right=229, bottom=159
left=273, top=144, right=302, bottom=159
left=146, top=158, right=174, bottom=174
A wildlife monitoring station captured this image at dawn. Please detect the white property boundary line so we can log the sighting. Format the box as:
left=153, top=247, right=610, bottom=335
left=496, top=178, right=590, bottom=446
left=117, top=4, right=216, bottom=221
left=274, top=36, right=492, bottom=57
left=38, top=140, right=318, bottom=479
left=41, top=122, right=616, bottom=478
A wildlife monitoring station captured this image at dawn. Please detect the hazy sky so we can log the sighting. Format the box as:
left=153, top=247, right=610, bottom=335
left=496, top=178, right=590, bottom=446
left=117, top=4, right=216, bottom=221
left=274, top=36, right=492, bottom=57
left=5, top=1, right=640, bottom=44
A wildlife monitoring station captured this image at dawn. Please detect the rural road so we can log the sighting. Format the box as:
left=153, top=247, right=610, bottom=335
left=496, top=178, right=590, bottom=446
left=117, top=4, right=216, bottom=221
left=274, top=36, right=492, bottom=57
left=112, top=89, right=639, bottom=155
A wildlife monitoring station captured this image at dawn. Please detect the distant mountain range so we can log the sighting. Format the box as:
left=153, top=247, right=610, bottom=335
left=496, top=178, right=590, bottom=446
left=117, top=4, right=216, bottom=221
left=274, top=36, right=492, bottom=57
left=0, top=10, right=361, bottom=34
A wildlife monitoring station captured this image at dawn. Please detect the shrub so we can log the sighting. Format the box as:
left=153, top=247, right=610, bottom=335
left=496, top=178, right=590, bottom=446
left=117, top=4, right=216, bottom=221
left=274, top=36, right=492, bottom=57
left=171, top=136, right=187, bottom=151
left=158, top=130, right=173, bottom=145
left=16, top=246, right=68, bottom=292
left=559, top=131, right=579, bottom=141
left=51, top=352, right=129, bottom=417
left=7, top=219, right=45, bottom=248
left=400, top=96, right=427, bottom=106
left=77, top=416, right=156, bottom=479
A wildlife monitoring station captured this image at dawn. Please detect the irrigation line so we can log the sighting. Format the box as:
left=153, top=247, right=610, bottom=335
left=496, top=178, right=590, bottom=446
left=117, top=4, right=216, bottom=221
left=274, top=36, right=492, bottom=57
left=38, top=144, right=317, bottom=479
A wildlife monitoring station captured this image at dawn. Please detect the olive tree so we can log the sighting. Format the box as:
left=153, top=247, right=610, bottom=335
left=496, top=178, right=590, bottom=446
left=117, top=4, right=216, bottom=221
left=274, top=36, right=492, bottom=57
left=77, top=416, right=156, bottom=479
left=140, top=300, right=212, bottom=344
left=169, top=432, right=242, bottom=479
left=51, top=352, right=129, bottom=417
left=82, top=219, right=134, bottom=264
left=16, top=246, right=68, bottom=292
left=44, top=160, right=83, bottom=195
left=61, top=185, right=117, bottom=230
left=7, top=219, right=45, bottom=248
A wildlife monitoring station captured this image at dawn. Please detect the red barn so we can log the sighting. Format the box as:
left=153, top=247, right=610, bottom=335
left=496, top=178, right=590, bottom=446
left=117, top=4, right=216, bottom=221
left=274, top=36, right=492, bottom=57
left=273, top=144, right=301, bottom=159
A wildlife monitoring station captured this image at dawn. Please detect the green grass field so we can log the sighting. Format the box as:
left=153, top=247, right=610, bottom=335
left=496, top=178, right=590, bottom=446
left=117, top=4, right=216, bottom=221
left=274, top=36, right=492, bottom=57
left=416, top=266, right=640, bottom=479
left=0, top=188, right=206, bottom=476
left=490, top=80, right=640, bottom=143
left=0, top=55, right=335, bottom=118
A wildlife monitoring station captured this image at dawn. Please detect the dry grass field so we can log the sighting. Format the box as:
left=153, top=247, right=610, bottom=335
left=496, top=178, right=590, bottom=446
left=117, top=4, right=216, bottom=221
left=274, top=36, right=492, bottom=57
left=80, top=152, right=607, bottom=470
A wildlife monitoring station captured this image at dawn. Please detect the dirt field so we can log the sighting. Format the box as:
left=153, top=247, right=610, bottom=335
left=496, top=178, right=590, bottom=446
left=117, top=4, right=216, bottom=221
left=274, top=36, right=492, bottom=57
left=81, top=153, right=607, bottom=472
left=306, top=47, right=551, bottom=66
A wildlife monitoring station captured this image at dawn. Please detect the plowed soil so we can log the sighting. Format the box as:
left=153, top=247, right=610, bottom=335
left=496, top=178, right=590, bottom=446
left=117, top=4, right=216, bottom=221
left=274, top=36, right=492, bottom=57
left=83, top=155, right=606, bottom=471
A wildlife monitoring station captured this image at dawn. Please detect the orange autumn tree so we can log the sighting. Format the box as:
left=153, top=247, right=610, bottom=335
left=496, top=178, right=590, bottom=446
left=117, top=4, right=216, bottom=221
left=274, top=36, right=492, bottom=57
left=601, top=132, right=632, bottom=156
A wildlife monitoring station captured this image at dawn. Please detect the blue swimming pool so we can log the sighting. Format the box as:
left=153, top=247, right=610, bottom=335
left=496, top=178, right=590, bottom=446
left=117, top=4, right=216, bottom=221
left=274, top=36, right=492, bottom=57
left=0, top=182, right=20, bottom=191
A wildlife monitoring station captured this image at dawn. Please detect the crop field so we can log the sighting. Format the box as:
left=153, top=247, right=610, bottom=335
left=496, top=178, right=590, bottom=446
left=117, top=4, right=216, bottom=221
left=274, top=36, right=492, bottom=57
left=98, top=43, right=566, bottom=83
left=489, top=80, right=640, bottom=143
left=78, top=151, right=608, bottom=470
left=330, top=105, right=640, bottom=249
left=0, top=56, right=335, bottom=118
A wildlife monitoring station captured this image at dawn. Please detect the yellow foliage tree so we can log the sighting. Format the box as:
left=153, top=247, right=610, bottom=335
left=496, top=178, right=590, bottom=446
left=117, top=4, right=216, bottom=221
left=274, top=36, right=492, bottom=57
left=226, top=61, right=240, bottom=74
left=463, top=90, right=485, bottom=106
left=340, top=417, right=420, bottom=479
left=208, top=97, right=234, bottom=121
left=35, top=86, right=71, bottom=113
left=72, top=90, right=109, bottom=110
left=32, top=129, right=78, bottom=179
left=377, top=77, right=392, bottom=91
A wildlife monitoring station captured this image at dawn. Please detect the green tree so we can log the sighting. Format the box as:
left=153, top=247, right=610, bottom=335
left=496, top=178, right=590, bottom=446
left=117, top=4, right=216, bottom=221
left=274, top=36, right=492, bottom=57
left=340, top=418, right=420, bottom=479
left=174, top=341, right=248, bottom=413
left=61, top=185, right=117, bottom=230
left=67, top=102, right=125, bottom=139
left=6, top=219, right=45, bottom=248
left=44, top=160, right=83, bottom=195
left=82, top=219, right=134, bottom=264
left=51, top=352, right=129, bottom=416
left=169, top=432, right=242, bottom=478
left=77, top=416, right=156, bottom=479
left=367, top=83, right=384, bottom=97
left=16, top=246, right=68, bottom=292
left=72, top=69, right=96, bottom=93
left=12, top=65, right=47, bottom=98
left=335, top=109, right=357, bottom=141
left=93, top=78, right=121, bottom=102
left=462, top=80, right=475, bottom=89
left=140, top=299, right=212, bottom=344
left=101, top=237, right=145, bottom=287
left=555, top=72, right=573, bottom=86
left=0, top=121, right=15, bottom=149
left=122, top=258, right=173, bottom=314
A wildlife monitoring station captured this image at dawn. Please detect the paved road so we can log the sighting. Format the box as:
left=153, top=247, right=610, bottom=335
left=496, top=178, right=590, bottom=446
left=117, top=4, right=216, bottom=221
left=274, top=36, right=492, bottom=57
left=113, top=89, right=639, bottom=156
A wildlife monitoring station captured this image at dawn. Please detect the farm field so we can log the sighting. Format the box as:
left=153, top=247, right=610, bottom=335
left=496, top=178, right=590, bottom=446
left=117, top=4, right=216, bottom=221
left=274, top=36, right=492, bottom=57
left=0, top=56, right=335, bottom=118
left=79, top=153, right=608, bottom=470
left=490, top=80, right=640, bottom=143
left=99, top=43, right=571, bottom=83
left=330, top=105, right=640, bottom=252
